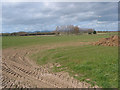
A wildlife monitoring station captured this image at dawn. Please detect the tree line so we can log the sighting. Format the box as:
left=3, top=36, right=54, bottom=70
left=2, top=32, right=56, bottom=36
left=55, top=25, right=96, bottom=35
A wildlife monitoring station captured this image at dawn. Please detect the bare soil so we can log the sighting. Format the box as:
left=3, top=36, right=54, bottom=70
left=2, top=42, right=98, bottom=88
left=93, top=35, right=120, bottom=46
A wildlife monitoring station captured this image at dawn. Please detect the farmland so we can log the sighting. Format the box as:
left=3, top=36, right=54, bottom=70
left=2, top=33, right=118, bottom=88
left=3, top=34, right=112, bottom=49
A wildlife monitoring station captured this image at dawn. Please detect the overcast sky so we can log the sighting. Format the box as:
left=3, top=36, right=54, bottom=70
left=2, top=2, right=118, bottom=33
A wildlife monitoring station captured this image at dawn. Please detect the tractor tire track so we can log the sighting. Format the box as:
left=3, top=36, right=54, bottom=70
left=2, top=42, right=98, bottom=88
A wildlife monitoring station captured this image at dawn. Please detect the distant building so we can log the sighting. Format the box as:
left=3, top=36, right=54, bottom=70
left=55, top=25, right=95, bottom=35
left=79, top=28, right=95, bottom=34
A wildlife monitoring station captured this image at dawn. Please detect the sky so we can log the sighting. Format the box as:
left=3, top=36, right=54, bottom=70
left=2, top=2, right=118, bottom=33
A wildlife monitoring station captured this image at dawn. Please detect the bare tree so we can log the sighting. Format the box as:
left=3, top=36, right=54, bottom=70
left=74, top=26, right=79, bottom=35
left=55, top=25, right=95, bottom=35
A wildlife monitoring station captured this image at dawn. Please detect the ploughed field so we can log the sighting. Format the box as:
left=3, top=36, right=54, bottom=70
left=2, top=33, right=118, bottom=88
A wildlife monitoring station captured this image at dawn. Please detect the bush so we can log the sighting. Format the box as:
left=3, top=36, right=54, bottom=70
left=88, top=32, right=92, bottom=34
left=93, top=31, right=97, bottom=34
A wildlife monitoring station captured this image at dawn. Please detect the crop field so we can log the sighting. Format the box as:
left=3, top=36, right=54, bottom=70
left=2, top=33, right=118, bottom=88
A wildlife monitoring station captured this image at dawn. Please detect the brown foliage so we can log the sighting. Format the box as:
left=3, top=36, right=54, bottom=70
left=74, top=26, right=79, bottom=34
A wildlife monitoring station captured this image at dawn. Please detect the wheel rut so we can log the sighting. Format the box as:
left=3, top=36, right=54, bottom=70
left=2, top=42, right=98, bottom=88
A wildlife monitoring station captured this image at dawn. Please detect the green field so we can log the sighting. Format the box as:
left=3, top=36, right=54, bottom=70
left=32, top=45, right=118, bottom=88
left=2, top=34, right=118, bottom=88
left=3, top=34, right=111, bottom=49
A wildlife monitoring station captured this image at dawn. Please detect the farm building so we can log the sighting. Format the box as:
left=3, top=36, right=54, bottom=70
left=55, top=25, right=95, bottom=35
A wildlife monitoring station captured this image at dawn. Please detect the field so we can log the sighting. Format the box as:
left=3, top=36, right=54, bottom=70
left=2, top=33, right=118, bottom=88
left=3, top=34, right=111, bottom=49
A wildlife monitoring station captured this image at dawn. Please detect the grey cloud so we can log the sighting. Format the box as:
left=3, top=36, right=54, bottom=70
left=3, top=2, right=117, bottom=24
left=2, top=2, right=118, bottom=32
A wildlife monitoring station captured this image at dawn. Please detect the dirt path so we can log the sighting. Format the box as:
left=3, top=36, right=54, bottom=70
left=2, top=42, right=98, bottom=88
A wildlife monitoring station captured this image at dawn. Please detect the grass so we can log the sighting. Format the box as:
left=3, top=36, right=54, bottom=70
left=2, top=33, right=118, bottom=88
left=2, top=34, right=111, bottom=49
left=31, top=45, right=118, bottom=88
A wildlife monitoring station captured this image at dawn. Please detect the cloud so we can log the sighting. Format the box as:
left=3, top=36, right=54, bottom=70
left=2, top=0, right=119, bottom=2
left=77, top=21, right=118, bottom=31
left=2, top=2, right=118, bottom=32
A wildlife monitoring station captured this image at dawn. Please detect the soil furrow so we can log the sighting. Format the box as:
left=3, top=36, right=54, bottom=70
left=2, top=42, right=97, bottom=88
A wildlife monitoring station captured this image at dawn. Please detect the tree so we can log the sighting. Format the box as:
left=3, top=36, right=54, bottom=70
left=55, top=26, right=60, bottom=36
left=74, top=26, right=79, bottom=35
left=93, top=31, right=97, bottom=34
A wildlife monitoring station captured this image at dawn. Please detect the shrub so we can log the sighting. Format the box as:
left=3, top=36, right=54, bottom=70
left=93, top=31, right=97, bottom=34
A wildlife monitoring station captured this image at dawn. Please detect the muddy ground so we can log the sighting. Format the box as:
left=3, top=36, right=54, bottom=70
left=93, top=35, right=120, bottom=46
left=2, top=42, right=98, bottom=88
